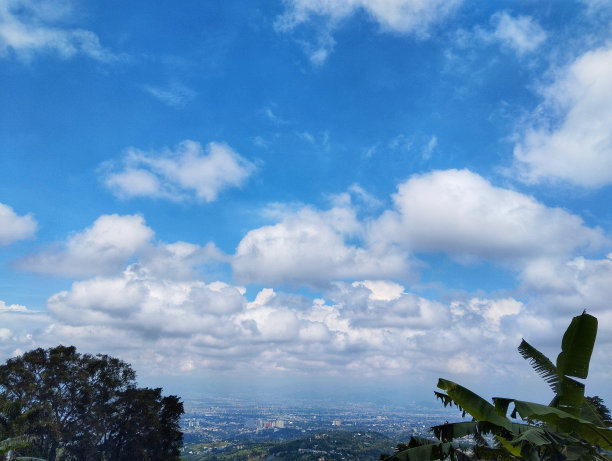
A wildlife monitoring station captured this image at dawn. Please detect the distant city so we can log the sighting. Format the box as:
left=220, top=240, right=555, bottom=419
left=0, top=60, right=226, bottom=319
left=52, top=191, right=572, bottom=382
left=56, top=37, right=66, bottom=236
left=180, top=397, right=464, bottom=457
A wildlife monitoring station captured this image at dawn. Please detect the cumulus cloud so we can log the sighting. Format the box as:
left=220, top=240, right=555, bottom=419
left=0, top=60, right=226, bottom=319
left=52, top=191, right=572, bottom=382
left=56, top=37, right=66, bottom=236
left=0, top=0, right=115, bottom=61
left=0, top=301, right=49, bottom=359
left=5, top=237, right=610, bottom=387
left=36, top=262, right=538, bottom=380
left=369, top=169, right=605, bottom=264
left=46, top=265, right=248, bottom=339
left=521, top=255, right=612, bottom=319
left=491, top=12, right=546, bottom=55
left=514, top=47, right=612, bottom=186
left=103, top=140, right=256, bottom=202
left=450, top=297, right=522, bottom=331
left=232, top=205, right=409, bottom=286
left=15, top=213, right=224, bottom=279
left=0, top=202, right=36, bottom=245
left=16, top=214, right=154, bottom=277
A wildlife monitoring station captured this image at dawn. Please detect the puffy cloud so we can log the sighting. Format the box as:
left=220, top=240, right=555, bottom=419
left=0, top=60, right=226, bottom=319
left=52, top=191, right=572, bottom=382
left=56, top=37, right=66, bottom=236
left=276, top=0, right=462, bottom=36
left=138, top=241, right=227, bottom=281
left=5, top=253, right=608, bottom=390
left=491, top=12, right=546, bottom=55
left=0, top=0, right=115, bottom=61
left=104, top=140, right=256, bottom=202
left=15, top=213, right=224, bottom=279
left=38, top=264, right=535, bottom=380
left=16, top=214, right=154, bottom=277
left=450, top=297, right=523, bottom=331
left=0, top=301, right=50, bottom=359
left=232, top=206, right=409, bottom=286
left=0, top=202, right=36, bottom=245
left=0, top=300, right=27, bottom=312
left=521, top=255, right=612, bottom=320
left=514, top=47, right=612, bottom=186
left=46, top=265, right=248, bottom=338
left=369, top=169, right=605, bottom=264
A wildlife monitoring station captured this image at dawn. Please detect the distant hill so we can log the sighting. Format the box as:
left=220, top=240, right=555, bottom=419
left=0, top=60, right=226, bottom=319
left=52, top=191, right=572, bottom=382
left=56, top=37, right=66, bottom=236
left=181, top=430, right=397, bottom=460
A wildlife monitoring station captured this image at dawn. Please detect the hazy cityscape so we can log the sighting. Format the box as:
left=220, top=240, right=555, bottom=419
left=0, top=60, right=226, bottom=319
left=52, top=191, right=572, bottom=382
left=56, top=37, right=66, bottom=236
left=179, top=397, right=461, bottom=458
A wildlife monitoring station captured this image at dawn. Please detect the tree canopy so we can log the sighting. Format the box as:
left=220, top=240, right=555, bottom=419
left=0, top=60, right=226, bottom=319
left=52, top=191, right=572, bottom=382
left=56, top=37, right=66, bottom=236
left=0, top=345, right=183, bottom=461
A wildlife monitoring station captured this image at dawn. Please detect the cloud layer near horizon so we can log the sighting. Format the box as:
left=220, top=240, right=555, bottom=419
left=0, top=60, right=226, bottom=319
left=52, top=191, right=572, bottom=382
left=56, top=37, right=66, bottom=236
left=3, top=168, right=610, bottom=388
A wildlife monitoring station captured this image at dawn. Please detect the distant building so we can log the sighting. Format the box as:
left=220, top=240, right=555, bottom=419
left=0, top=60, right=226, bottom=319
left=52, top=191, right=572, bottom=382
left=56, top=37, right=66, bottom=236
left=332, top=420, right=341, bottom=426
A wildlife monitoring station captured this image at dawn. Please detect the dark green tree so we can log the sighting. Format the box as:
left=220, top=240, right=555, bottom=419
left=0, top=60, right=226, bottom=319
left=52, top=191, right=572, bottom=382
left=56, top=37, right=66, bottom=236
left=586, top=396, right=612, bottom=427
left=0, top=345, right=183, bottom=461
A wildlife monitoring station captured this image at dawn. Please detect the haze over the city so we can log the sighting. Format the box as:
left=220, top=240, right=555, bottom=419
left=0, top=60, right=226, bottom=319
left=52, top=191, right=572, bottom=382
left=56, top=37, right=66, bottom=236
left=1, top=0, right=611, bottom=406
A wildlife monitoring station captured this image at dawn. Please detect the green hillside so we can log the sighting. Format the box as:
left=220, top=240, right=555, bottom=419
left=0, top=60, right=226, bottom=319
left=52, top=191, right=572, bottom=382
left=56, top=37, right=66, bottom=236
left=181, top=430, right=397, bottom=460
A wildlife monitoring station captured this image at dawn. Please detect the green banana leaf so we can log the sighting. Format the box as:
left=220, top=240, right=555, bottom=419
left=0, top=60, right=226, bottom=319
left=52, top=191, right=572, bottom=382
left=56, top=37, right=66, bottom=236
left=0, top=436, right=46, bottom=461
left=518, top=339, right=559, bottom=393
left=437, top=379, right=512, bottom=431
left=556, top=312, right=597, bottom=379
left=512, top=399, right=612, bottom=450
left=390, top=439, right=472, bottom=461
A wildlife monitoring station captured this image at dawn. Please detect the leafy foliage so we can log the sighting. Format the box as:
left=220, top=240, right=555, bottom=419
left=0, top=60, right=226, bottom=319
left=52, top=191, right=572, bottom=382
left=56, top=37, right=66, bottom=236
left=381, top=312, right=612, bottom=460
left=587, top=397, right=612, bottom=427
left=0, top=345, right=184, bottom=461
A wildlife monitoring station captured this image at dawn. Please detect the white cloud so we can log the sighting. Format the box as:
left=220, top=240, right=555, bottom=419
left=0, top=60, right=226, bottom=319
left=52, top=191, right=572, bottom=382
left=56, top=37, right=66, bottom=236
left=514, top=47, right=612, bottom=186
left=0, top=202, right=36, bottom=245
left=0, top=301, right=49, bottom=359
left=276, top=0, right=462, bottom=36
left=104, top=140, right=256, bottom=202
left=0, top=300, right=27, bottom=312
left=36, top=265, right=536, bottom=380
left=144, top=83, right=196, bottom=107
left=16, top=214, right=153, bottom=277
left=422, top=135, right=437, bottom=160
left=232, top=205, right=409, bottom=286
left=351, top=280, right=404, bottom=301
left=521, top=255, right=612, bottom=319
left=491, top=12, right=546, bottom=55
left=450, top=297, right=523, bottom=331
left=4, top=242, right=609, bottom=389
left=369, top=169, right=605, bottom=264
left=0, top=0, right=115, bottom=61
left=46, top=265, right=248, bottom=336
left=276, top=0, right=462, bottom=64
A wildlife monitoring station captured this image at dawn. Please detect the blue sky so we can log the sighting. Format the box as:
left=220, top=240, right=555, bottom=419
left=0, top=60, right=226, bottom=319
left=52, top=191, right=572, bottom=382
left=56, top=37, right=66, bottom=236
left=1, top=0, right=612, bottom=405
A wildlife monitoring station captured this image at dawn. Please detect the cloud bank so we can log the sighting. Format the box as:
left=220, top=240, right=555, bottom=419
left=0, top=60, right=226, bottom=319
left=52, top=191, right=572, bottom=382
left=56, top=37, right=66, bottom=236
left=370, top=169, right=605, bottom=264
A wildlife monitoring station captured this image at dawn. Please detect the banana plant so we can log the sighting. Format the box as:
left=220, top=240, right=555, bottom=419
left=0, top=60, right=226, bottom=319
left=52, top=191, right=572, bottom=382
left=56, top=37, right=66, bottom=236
left=0, top=436, right=45, bottom=461
left=382, top=312, right=612, bottom=460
